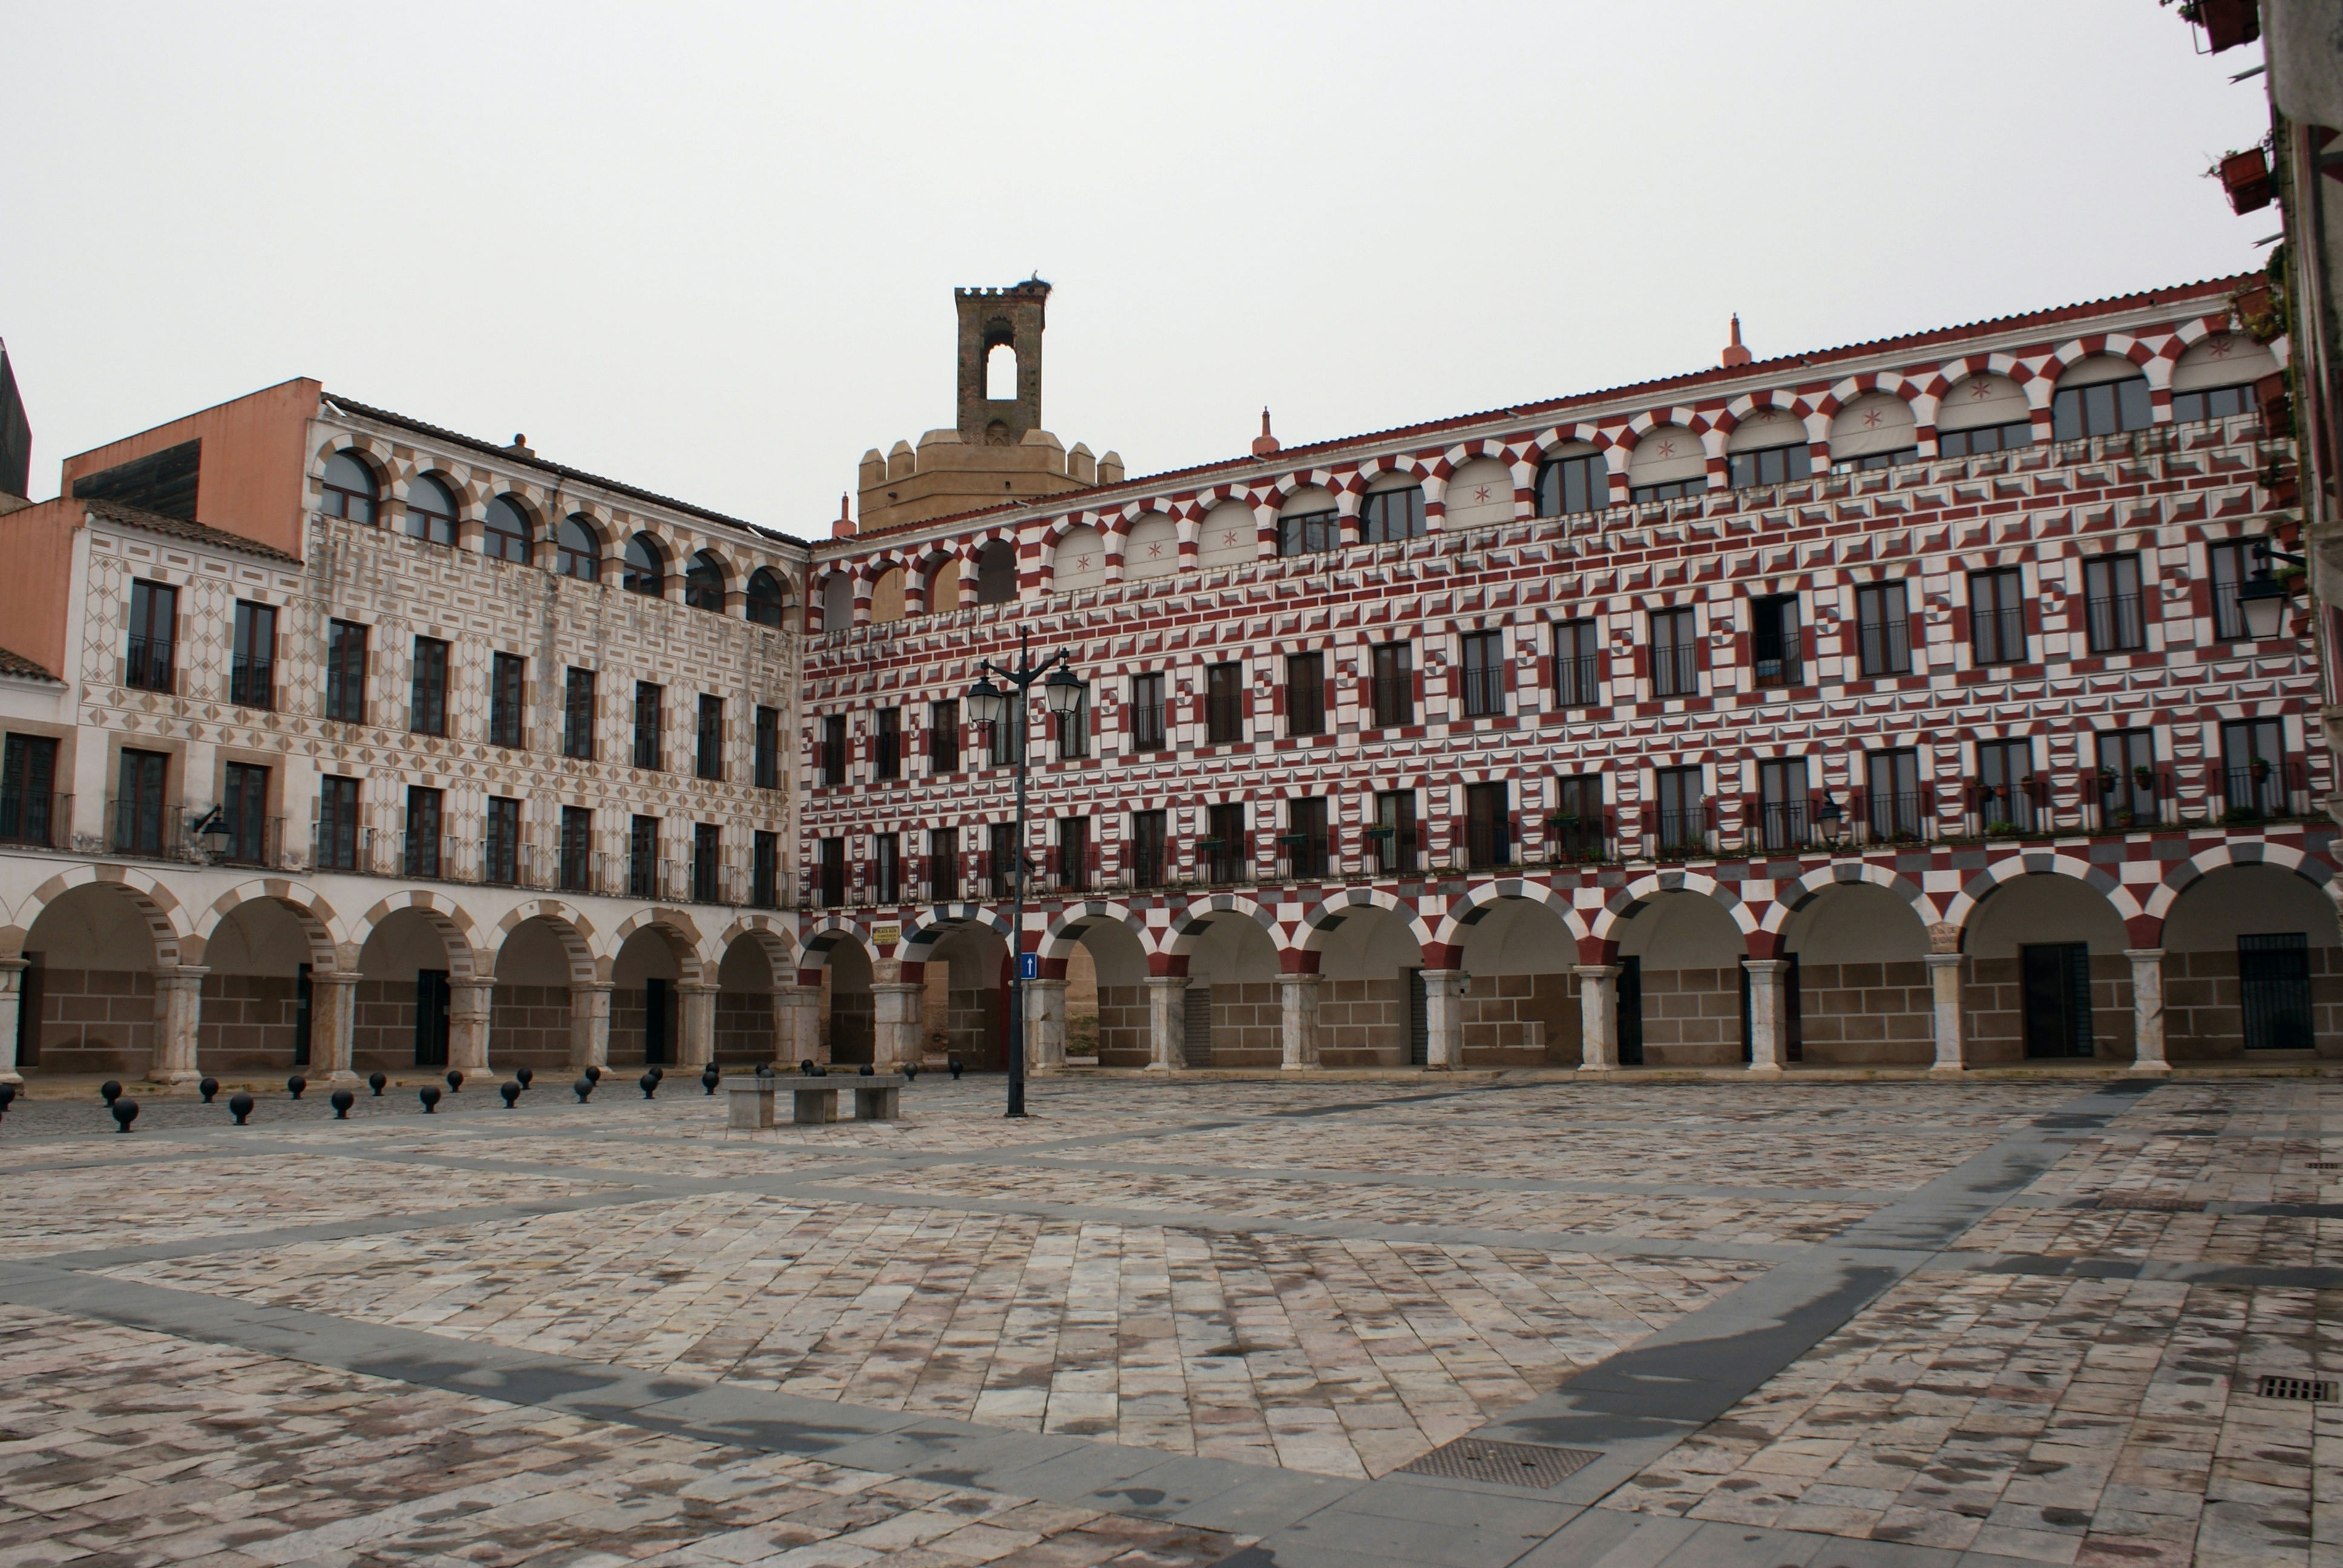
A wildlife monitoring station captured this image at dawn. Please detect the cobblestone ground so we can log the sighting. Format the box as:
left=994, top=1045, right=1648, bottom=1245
left=0, top=1072, right=2332, bottom=1566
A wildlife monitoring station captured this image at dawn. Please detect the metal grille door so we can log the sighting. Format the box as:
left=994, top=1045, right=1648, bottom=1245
left=2238, top=933, right=2313, bottom=1051
left=1184, top=985, right=1214, bottom=1067
left=2021, top=944, right=2093, bottom=1058
left=1617, top=956, right=1643, bottom=1066
left=1407, top=970, right=1429, bottom=1066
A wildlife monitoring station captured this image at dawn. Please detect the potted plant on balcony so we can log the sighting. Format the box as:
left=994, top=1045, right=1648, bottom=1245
left=2214, top=146, right=2273, bottom=214
left=2250, top=756, right=2273, bottom=782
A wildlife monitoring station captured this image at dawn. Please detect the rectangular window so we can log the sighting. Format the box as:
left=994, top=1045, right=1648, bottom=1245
left=1536, top=452, right=1607, bottom=517
left=698, top=694, right=726, bottom=780
left=2052, top=376, right=2152, bottom=441
left=629, top=814, right=660, bottom=898
left=1277, top=510, right=1339, bottom=556
left=1553, top=621, right=1600, bottom=707
left=928, top=700, right=960, bottom=774
left=316, top=774, right=360, bottom=872
left=2020, top=943, right=2095, bottom=1058
left=0, top=734, right=61, bottom=848
left=222, top=762, right=270, bottom=865
left=754, top=705, right=781, bottom=788
left=929, top=826, right=958, bottom=902
left=1729, top=443, right=1814, bottom=489
left=1205, top=663, right=1245, bottom=745
left=1286, top=652, right=1325, bottom=737
left=1130, top=810, right=1167, bottom=889
left=1374, top=789, right=1417, bottom=874
left=1655, top=765, right=1704, bottom=854
left=490, top=652, right=526, bottom=748
left=1056, top=688, right=1089, bottom=760
left=1370, top=642, right=1414, bottom=728
left=485, top=795, right=520, bottom=885
left=1976, top=739, right=2036, bottom=835
left=1460, top=630, right=1506, bottom=717
left=404, top=786, right=442, bottom=878
left=1938, top=420, right=2032, bottom=457
left=1751, top=595, right=1801, bottom=688
left=559, top=806, right=592, bottom=893
left=822, top=713, right=848, bottom=784
left=1855, top=583, right=1911, bottom=676
left=2209, top=540, right=2256, bottom=641
left=985, top=698, right=1023, bottom=766
left=1756, top=758, right=1809, bottom=851
left=2096, top=730, right=2157, bottom=829
left=1283, top=797, right=1328, bottom=878
left=1969, top=569, right=2027, bottom=665
left=873, top=832, right=900, bottom=903
left=1359, top=486, right=1426, bottom=544
left=988, top=822, right=1016, bottom=898
left=2082, top=554, right=2146, bottom=653
left=1650, top=607, right=1698, bottom=697
left=2172, top=382, right=2255, bottom=425
left=821, top=836, right=847, bottom=907
left=1129, top=676, right=1165, bottom=752
left=230, top=601, right=276, bottom=710
left=1631, top=476, right=1705, bottom=505
left=633, top=683, right=663, bottom=771
left=1550, top=776, right=1604, bottom=861
left=2238, top=932, right=2314, bottom=1050
left=1204, top=802, right=1247, bottom=883
left=870, top=706, right=899, bottom=779
left=2222, top=717, right=2288, bottom=819
left=1866, top=750, right=1924, bottom=841
left=1056, top=817, right=1089, bottom=892
left=125, top=580, right=177, bottom=694
left=408, top=638, right=450, bottom=737
left=752, top=830, right=779, bottom=908
left=692, top=823, right=719, bottom=903
left=326, top=619, right=368, bottom=724
left=114, top=748, right=171, bottom=857
left=563, top=668, right=596, bottom=760
left=1465, top=782, right=1511, bottom=868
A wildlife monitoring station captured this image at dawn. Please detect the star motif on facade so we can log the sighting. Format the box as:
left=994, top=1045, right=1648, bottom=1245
left=1145, top=542, right=1164, bottom=557
left=1655, top=439, right=1677, bottom=458
left=1861, top=408, right=1884, bottom=428
left=1221, top=531, right=1240, bottom=547
left=1473, top=485, right=1492, bottom=502
left=2207, top=338, right=2235, bottom=358
left=1075, top=555, right=1091, bottom=571
left=1968, top=380, right=1994, bottom=399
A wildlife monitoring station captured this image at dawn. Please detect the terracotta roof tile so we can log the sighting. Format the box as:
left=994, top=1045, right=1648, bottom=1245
left=80, top=498, right=303, bottom=564
left=0, top=644, right=59, bottom=682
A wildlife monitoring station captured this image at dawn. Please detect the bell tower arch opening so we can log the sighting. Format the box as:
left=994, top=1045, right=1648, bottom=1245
left=957, top=279, right=1049, bottom=446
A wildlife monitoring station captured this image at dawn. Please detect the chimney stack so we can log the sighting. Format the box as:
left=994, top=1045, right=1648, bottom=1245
left=1721, top=315, right=1752, bottom=368
left=1251, top=408, right=1280, bottom=457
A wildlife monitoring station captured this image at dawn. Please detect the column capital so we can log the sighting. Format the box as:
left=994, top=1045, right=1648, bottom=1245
left=1571, top=964, right=1622, bottom=980
left=310, top=968, right=361, bottom=987
left=1922, top=953, right=1964, bottom=970
left=1743, top=959, right=1792, bottom=976
left=571, top=979, right=616, bottom=995
left=154, top=964, right=210, bottom=984
left=1143, top=974, right=1189, bottom=989
left=2122, top=947, right=2167, bottom=961
left=0, top=956, right=27, bottom=976
left=676, top=980, right=721, bottom=996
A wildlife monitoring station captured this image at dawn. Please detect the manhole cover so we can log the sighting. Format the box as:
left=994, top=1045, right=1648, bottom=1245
left=2092, top=1195, right=2203, bottom=1212
left=2255, top=1374, right=2336, bottom=1402
left=1399, top=1439, right=1601, bottom=1489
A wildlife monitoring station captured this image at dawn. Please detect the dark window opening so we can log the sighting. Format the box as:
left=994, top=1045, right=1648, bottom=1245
left=113, top=748, right=171, bottom=858
left=821, top=714, right=848, bottom=786
left=126, top=580, right=177, bottom=694
left=483, top=496, right=532, bottom=563
left=1975, top=738, right=2036, bottom=835
left=1277, top=509, right=1339, bottom=557
left=633, top=682, right=663, bottom=771
left=1129, top=676, right=1165, bottom=753
left=1371, top=642, right=1414, bottom=728
left=485, top=796, right=520, bottom=885
left=1204, top=802, right=1247, bottom=884
left=1286, top=652, right=1325, bottom=737
left=405, top=475, right=458, bottom=546
left=405, top=786, right=442, bottom=878
left=1282, top=797, right=1328, bottom=878
left=1131, top=810, right=1167, bottom=889
left=753, top=831, right=779, bottom=908
left=629, top=815, right=660, bottom=899
left=2172, top=382, right=2256, bottom=425
left=1855, top=583, right=1910, bottom=676
left=76, top=439, right=200, bottom=520
left=1205, top=663, right=1244, bottom=745
left=698, top=694, right=726, bottom=781
left=321, top=450, right=378, bottom=524
left=489, top=652, right=526, bottom=749
left=223, top=762, right=270, bottom=865
left=928, top=699, right=960, bottom=774
left=1374, top=789, right=1418, bottom=874
left=2021, top=943, right=2095, bottom=1058
left=1465, top=782, right=1511, bottom=869
left=1650, top=607, right=1698, bottom=697
left=316, top=775, right=360, bottom=872
left=755, top=705, right=782, bottom=788
left=1969, top=569, right=2027, bottom=665
left=2083, top=554, right=2146, bottom=653
left=1728, top=442, right=1813, bottom=489
left=0, top=734, right=61, bottom=848
left=563, top=668, right=596, bottom=760
left=1655, top=765, right=1704, bottom=855
left=1460, top=630, right=1505, bottom=717
left=1866, top=750, right=1924, bottom=841
left=1535, top=453, right=1607, bottom=516
left=2052, top=376, right=2152, bottom=441
left=1055, top=817, right=1088, bottom=892
left=1756, top=758, right=1809, bottom=851
left=2222, top=717, right=2288, bottom=820
left=928, top=826, right=958, bottom=902
left=692, top=823, right=719, bottom=903
left=326, top=619, right=368, bottom=724
left=1938, top=420, right=2032, bottom=457
left=231, top=601, right=275, bottom=710
left=1751, top=595, right=1801, bottom=688
left=1553, top=620, right=1600, bottom=707
left=2238, top=933, right=2313, bottom=1050
left=1359, top=487, right=1426, bottom=544
left=821, top=836, right=847, bottom=907
left=559, top=806, right=592, bottom=893
left=409, top=638, right=449, bottom=737
left=2097, top=730, right=2157, bottom=829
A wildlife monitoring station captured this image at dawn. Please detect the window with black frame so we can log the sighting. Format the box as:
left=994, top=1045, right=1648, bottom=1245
left=1283, top=797, right=1328, bottom=878
left=483, top=496, right=532, bottom=564
left=2208, top=540, right=2257, bottom=641
left=1535, top=452, right=1607, bottom=516
left=1465, top=782, right=1511, bottom=869
left=316, top=774, right=359, bottom=871
left=1757, top=759, right=1809, bottom=851
left=1055, top=687, right=1089, bottom=761
left=326, top=620, right=368, bottom=724
left=1373, top=789, right=1416, bottom=874
left=629, top=815, right=660, bottom=898
left=1751, top=596, right=1801, bottom=688
left=114, top=749, right=171, bottom=857
left=1055, top=818, right=1088, bottom=891
left=1130, top=810, right=1167, bottom=888
left=490, top=653, right=526, bottom=749
left=987, top=822, right=1016, bottom=898
left=126, top=580, right=177, bottom=693
left=1937, top=420, right=2033, bottom=457
left=986, top=697, right=1024, bottom=766
left=231, top=601, right=275, bottom=709
left=1203, top=802, right=1247, bottom=883
left=928, top=826, right=957, bottom=901
left=564, top=668, right=596, bottom=759
left=821, top=713, right=848, bottom=783
left=223, top=763, right=270, bottom=865
left=2221, top=717, right=2287, bottom=819
left=0, top=734, right=59, bottom=848
left=820, top=835, right=847, bottom=907
left=1655, top=766, right=1704, bottom=855
left=755, top=705, right=781, bottom=788
left=693, top=823, right=720, bottom=903
left=1975, top=739, right=2035, bottom=835
left=1277, top=510, right=1339, bottom=557
left=634, top=683, right=663, bottom=771
left=1553, top=620, right=1600, bottom=707
left=1630, top=476, right=1705, bottom=505
left=1729, top=441, right=1813, bottom=489
left=1866, top=750, right=1923, bottom=841
left=2052, top=374, right=2152, bottom=441
left=753, top=831, right=779, bottom=908
left=1854, top=583, right=1911, bottom=676
left=1128, top=675, right=1165, bottom=752
left=321, top=451, right=378, bottom=523
left=928, top=700, right=960, bottom=774
left=1285, top=653, right=1325, bottom=737
left=2082, top=554, right=2146, bottom=653
left=2172, top=382, right=2256, bottom=425
left=1968, top=569, right=2027, bottom=665
left=404, top=476, right=459, bottom=546
left=697, top=696, right=726, bottom=780
left=485, top=796, right=520, bottom=885
left=1650, top=608, right=1698, bottom=697
left=1359, top=486, right=1425, bottom=544
left=1460, top=630, right=1505, bottom=717
left=1370, top=643, right=1413, bottom=727
left=559, top=806, right=592, bottom=893
left=2096, top=730, right=2158, bottom=829
left=405, top=787, right=442, bottom=878
left=410, top=638, right=449, bottom=737
left=1550, top=776, right=1604, bottom=860
left=1205, top=663, right=1244, bottom=745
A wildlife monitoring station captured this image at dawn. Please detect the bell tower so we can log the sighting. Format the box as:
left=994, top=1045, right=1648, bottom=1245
left=956, top=279, right=1049, bottom=447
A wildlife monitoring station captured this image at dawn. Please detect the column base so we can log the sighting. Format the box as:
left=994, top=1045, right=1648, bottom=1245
left=1144, top=1061, right=1174, bottom=1073
left=0, top=1070, right=22, bottom=1086
left=2126, top=1061, right=2172, bottom=1076
left=1745, top=1063, right=1785, bottom=1077
left=1928, top=1062, right=1967, bottom=1077
left=327, top=1070, right=364, bottom=1085
left=1280, top=1061, right=1320, bottom=1071
left=160, top=1070, right=204, bottom=1087
left=1577, top=1061, right=1617, bottom=1074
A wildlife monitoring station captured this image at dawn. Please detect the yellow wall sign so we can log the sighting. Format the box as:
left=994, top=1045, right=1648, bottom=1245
left=871, top=924, right=901, bottom=947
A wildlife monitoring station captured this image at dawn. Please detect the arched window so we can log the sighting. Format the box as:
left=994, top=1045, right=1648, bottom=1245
left=975, top=541, right=1017, bottom=604
left=321, top=451, right=378, bottom=523
left=746, top=568, right=787, bottom=627
left=684, top=550, right=726, bottom=611
left=1358, top=485, right=1426, bottom=544
left=2052, top=359, right=2152, bottom=440
left=820, top=572, right=853, bottom=629
left=404, top=474, right=459, bottom=545
left=1937, top=374, right=2034, bottom=456
left=1726, top=412, right=1814, bottom=489
left=622, top=533, right=664, bottom=596
left=483, top=495, right=533, bottom=564
left=1535, top=452, right=1607, bottom=516
left=555, top=515, right=600, bottom=581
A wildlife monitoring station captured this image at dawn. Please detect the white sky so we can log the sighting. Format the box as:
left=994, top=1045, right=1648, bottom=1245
left=1, top=2, right=2272, bottom=535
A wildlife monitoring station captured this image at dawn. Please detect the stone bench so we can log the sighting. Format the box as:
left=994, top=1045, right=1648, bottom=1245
left=733, top=1074, right=909, bottom=1126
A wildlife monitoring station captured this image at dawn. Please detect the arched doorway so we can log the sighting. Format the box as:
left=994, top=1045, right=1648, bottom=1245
left=353, top=908, right=471, bottom=1074
left=920, top=921, right=1009, bottom=1070
left=811, top=933, right=874, bottom=1065
left=715, top=929, right=791, bottom=1067
left=1777, top=883, right=1933, bottom=1067
left=1312, top=905, right=1427, bottom=1067
left=200, top=897, right=324, bottom=1073
left=1961, top=875, right=2128, bottom=1063
left=1610, top=891, right=1745, bottom=1067
left=2161, top=864, right=2341, bottom=1059
left=1054, top=916, right=1149, bottom=1065
left=15, top=883, right=172, bottom=1076
left=1453, top=898, right=1579, bottom=1067
left=610, top=925, right=693, bottom=1068
left=1178, top=913, right=1281, bottom=1068
left=491, top=916, right=591, bottom=1073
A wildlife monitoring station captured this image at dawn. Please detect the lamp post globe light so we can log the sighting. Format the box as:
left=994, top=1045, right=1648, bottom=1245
left=2238, top=535, right=2307, bottom=642
left=966, top=630, right=1084, bottom=1118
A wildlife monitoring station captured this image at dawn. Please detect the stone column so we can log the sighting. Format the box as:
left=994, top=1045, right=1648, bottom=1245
left=1279, top=972, right=1321, bottom=1071
left=771, top=983, right=816, bottom=1067
left=1924, top=955, right=1965, bottom=1075
left=1420, top=969, right=1466, bottom=1070
left=448, top=978, right=495, bottom=1074
left=2125, top=949, right=2171, bottom=1074
left=0, top=958, right=25, bottom=1086
left=1744, top=959, right=1790, bottom=1076
left=1144, top=976, right=1187, bottom=1071
left=1026, top=978, right=1068, bottom=1071
left=678, top=981, right=718, bottom=1068
left=570, top=981, right=612, bottom=1071
left=311, top=971, right=361, bottom=1082
left=151, top=965, right=208, bottom=1086
left=1574, top=965, right=1621, bottom=1072
left=870, top=963, right=922, bottom=1072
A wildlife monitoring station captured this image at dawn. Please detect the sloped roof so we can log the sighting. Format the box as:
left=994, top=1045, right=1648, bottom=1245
left=82, top=497, right=303, bottom=564
left=0, top=644, right=59, bottom=682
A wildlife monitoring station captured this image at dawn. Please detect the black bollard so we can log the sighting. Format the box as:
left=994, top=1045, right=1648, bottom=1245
left=949, top=1058, right=963, bottom=1080
left=419, top=1085, right=441, bottom=1114
left=198, top=1077, right=219, bottom=1104
left=0, top=1083, right=15, bottom=1113
left=229, top=1091, right=255, bottom=1125
left=859, top=1063, right=874, bottom=1077
left=574, top=1077, right=594, bottom=1102
left=515, top=1067, right=534, bottom=1089
left=100, top=1080, right=122, bottom=1105
left=500, top=1081, right=521, bottom=1108
left=647, top=1065, right=664, bottom=1083
left=368, top=1071, right=387, bottom=1096
left=904, top=1063, right=919, bottom=1082
left=700, top=1063, right=720, bottom=1095
left=799, top=1059, right=814, bottom=1076
left=584, top=1064, right=602, bottom=1085
left=330, top=1089, right=355, bottom=1119
left=287, top=1075, right=307, bottom=1101
left=639, top=1072, right=658, bottom=1099
left=445, top=1070, right=463, bottom=1093
left=110, top=1099, right=139, bottom=1134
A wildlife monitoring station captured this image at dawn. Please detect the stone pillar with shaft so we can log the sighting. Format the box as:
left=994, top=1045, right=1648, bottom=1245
left=787, top=979, right=828, bottom=1067
left=1026, top=978, right=1068, bottom=1070
left=1744, top=959, right=1790, bottom=1075
left=0, top=958, right=25, bottom=1085
left=770, top=983, right=811, bottom=1068
left=1144, top=975, right=1187, bottom=1070
left=870, top=960, right=922, bottom=1071
left=571, top=981, right=612, bottom=1071
left=311, top=970, right=361, bottom=1082
left=2125, top=949, right=2171, bottom=1074
left=1925, top=923, right=1965, bottom=1076
left=151, top=965, right=208, bottom=1085
left=1575, top=965, right=1621, bottom=1071
left=448, top=978, right=495, bottom=1074
left=1279, top=972, right=1322, bottom=1070
left=1420, top=969, right=1466, bottom=1070
left=678, top=981, right=718, bottom=1068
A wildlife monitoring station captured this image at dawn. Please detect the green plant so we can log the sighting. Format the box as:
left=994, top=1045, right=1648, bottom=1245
left=1984, top=819, right=2019, bottom=838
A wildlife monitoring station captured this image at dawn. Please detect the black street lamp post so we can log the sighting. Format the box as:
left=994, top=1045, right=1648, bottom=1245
left=965, top=630, right=1086, bottom=1118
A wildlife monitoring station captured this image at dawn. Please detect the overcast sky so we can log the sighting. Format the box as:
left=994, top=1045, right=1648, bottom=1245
left=1, top=2, right=2271, bottom=535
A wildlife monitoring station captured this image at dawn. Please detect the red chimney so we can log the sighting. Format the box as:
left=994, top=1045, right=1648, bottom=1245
left=1722, top=315, right=1752, bottom=368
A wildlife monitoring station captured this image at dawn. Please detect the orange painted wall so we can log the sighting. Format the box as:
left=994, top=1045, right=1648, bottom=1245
left=0, top=497, right=87, bottom=679
left=57, top=378, right=321, bottom=560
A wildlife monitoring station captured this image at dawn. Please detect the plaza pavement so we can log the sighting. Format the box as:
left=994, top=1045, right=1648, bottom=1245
left=0, top=1069, right=2332, bottom=1567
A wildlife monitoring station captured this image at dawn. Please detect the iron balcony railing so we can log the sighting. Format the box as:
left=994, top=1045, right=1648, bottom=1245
left=1460, top=666, right=1506, bottom=717
left=1463, top=817, right=1513, bottom=870
left=1198, top=834, right=1249, bottom=885
left=1966, top=779, right=2046, bottom=838
left=1129, top=703, right=1167, bottom=751
left=1370, top=675, right=1414, bottom=728
left=1553, top=655, right=1601, bottom=707
left=108, top=797, right=187, bottom=860
left=1275, top=832, right=1330, bottom=881
left=1364, top=825, right=1422, bottom=875
left=1856, top=788, right=1935, bottom=844
left=2223, top=760, right=2306, bottom=821
left=123, top=635, right=175, bottom=694
left=1750, top=799, right=1812, bottom=852
left=0, top=790, right=70, bottom=849
left=1650, top=644, right=1699, bottom=697
left=1856, top=617, right=1911, bottom=677
left=1539, top=809, right=1614, bottom=864
left=2085, top=593, right=2146, bottom=653
left=228, top=656, right=274, bottom=710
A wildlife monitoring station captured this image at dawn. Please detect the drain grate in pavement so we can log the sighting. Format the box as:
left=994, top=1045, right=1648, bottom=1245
left=2310, top=1161, right=2339, bottom=1170
left=1399, top=1439, right=1601, bottom=1489
left=2092, top=1195, right=2204, bottom=1212
left=2255, top=1374, right=2337, bottom=1402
